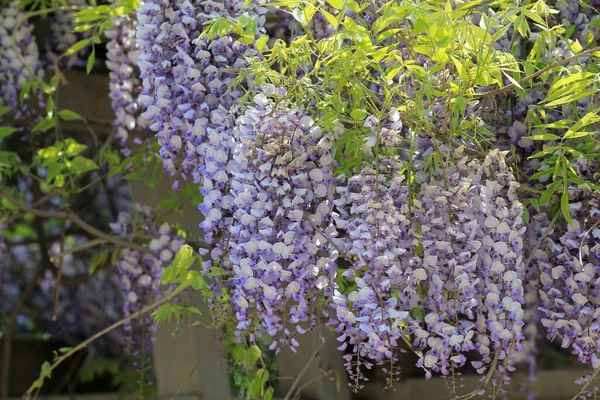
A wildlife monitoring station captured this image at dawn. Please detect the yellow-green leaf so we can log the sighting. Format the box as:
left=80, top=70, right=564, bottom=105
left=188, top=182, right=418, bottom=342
left=65, top=39, right=91, bottom=56
left=32, top=117, right=56, bottom=133
left=58, top=109, right=84, bottom=121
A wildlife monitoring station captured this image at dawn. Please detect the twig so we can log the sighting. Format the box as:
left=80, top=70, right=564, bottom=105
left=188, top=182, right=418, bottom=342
left=572, top=369, right=600, bottom=400
left=49, top=238, right=109, bottom=262
left=169, top=332, right=218, bottom=400
left=451, top=351, right=501, bottom=400
left=52, top=218, right=68, bottom=321
left=578, top=219, right=600, bottom=268
left=476, top=46, right=600, bottom=98
left=0, top=190, right=153, bottom=255
left=22, top=282, right=191, bottom=399
left=283, top=342, right=325, bottom=400
left=290, top=370, right=332, bottom=400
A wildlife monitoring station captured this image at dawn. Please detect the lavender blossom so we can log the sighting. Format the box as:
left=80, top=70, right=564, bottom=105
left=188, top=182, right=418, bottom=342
left=0, top=2, right=44, bottom=119
left=105, top=14, right=150, bottom=154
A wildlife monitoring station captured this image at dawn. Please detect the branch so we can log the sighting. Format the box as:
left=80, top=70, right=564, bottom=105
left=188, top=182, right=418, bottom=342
left=451, top=351, right=501, bottom=400
left=49, top=238, right=109, bottom=263
left=283, top=342, right=325, bottom=400
left=52, top=218, right=67, bottom=321
left=23, top=282, right=191, bottom=399
left=169, top=332, right=218, bottom=400
left=1, top=190, right=153, bottom=255
left=572, top=369, right=600, bottom=400
left=476, top=46, right=600, bottom=98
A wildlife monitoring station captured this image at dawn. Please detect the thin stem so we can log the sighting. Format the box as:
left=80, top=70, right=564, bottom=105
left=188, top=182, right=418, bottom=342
left=23, top=282, right=191, bottom=399
left=283, top=342, right=325, bottom=400
left=49, top=238, right=109, bottom=262
left=451, top=351, right=501, bottom=400
left=476, top=46, right=600, bottom=98
left=0, top=190, right=152, bottom=255
left=572, top=369, right=600, bottom=400
left=169, top=332, right=218, bottom=400
left=52, top=218, right=67, bottom=321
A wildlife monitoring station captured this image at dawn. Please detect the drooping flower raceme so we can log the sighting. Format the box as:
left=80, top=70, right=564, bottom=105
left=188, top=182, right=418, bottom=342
left=414, top=150, right=526, bottom=378
left=538, top=195, right=600, bottom=368
left=110, top=205, right=185, bottom=336
left=136, top=0, right=267, bottom=179
left=331, top=146, right=526, bottom=386
left=0, top=2, right=44, bottom=119
left=221, top=90, right=342, bottom=352
left=105, top=14, right=149, bottom=154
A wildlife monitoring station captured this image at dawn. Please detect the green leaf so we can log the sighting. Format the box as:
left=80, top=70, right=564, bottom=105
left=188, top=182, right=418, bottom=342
left=255, top=35, right=268, bottom=52
left=47, top=161, right=64, bottom=183
left=521, top=207, right=530, bottom=225
left=65, top=141, right=88, bottom=156
left=523, top=134, right=559, bottom=141
left=540, top=180, right=560, bottom=205
left=545, top=89, right=597, bottom=107
left=326, top=0, right=343, bottom=10
left=89, top=250, right=109, bottom=274
left=41, top=361, right=52, bottom=379
left=173, top=244, right=195, bottom=270
left=561, top=187, right=571, bottom=223
left=58, top=109, right=84, bottom=121
left=292, top=7, right=305, bottom=24
left=563, top=131, right=590, bottom=140
left=410, top=306, right=425, bottom=321
left=247, top=345, right=262, bottom=367
left=68, top=156, right=99, bottom=174
left=264, top=387, right=274, bottom=400
left=320, top=9, right=339, bottom=28
left=350, top=109, right=367, bottom=120
left=32, top=117, right=56, bottom=133
left=0, top=126, right=18, bottom=138
left=38, top=146, right=59, bottom=159
left=65, top=39, right=91, bottom=56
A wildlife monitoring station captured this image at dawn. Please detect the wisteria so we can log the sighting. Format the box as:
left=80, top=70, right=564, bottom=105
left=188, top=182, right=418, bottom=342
left=105, top=14, right=149, bottom=154
left=4, top=0, right=600, bottom=398
left=538, top=195, right=600, bottom=367
left=110, top=205, right=185, bottom=335
left=331, top=146, right=527, bottom=385
left=45, top=0, right=91, bottom=69
left=222, top=90, right=342, bottom=351
left=0, top=1, right=44, bottom=119
left=136, top=0, right=267, bottom=179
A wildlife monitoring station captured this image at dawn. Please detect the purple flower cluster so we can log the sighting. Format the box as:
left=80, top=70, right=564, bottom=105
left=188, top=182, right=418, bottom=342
left=110, top=205, right=185, bottom=335
left=222, top=90, right=342, bottom=351
left=105, top=14, right=150, bottom=154
left=538, top=195, right=600, bottom=367
left=331, top=146, right=526, bottom=385
left=45, top=0, right=92, bottom=70
left=136, top=0, right=267, bottom=179
left=0, top=2, right=44, bottom=119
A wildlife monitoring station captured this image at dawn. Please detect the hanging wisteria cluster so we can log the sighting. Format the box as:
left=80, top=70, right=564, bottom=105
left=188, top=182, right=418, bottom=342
left=128, top=0, right=600, bottom=393
left=109, top=205, right=185, bottom=336
left=105, top=14, right=150, bottom=154
left=225, top=90, right=342, bottom=351
left=0, top=1, right=44, bottom=119
left=3, top=0, right=600, bottom=397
